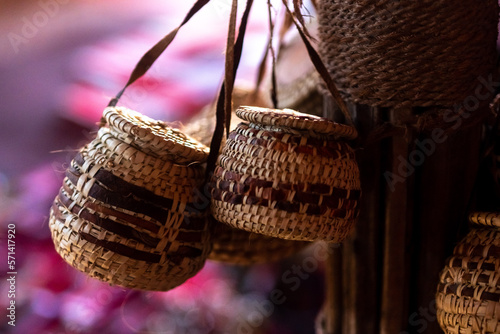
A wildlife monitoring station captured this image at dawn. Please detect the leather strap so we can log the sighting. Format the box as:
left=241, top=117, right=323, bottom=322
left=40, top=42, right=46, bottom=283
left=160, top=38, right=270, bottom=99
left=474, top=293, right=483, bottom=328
left=282, top=0, right=354, bottom=127
left=107, top=0, right=211, bottom=108
left=205, top=0, right=255, bottom=181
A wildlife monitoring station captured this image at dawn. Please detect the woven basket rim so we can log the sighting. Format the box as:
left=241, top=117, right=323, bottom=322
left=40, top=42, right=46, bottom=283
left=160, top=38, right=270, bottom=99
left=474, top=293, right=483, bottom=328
left=103, top=106, right=209, bottom=163
left=235, top=106, right=358, bottom=140
left=468, top=212, right=500, bottom=228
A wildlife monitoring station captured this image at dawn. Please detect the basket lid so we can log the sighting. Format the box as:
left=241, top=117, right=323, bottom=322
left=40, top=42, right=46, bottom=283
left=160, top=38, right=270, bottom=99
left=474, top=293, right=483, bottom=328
left=235, top=106, right=357, bottom=140
left=469, top=212, right=500, bottom=228
left=103, top=106, right=209, bottom=164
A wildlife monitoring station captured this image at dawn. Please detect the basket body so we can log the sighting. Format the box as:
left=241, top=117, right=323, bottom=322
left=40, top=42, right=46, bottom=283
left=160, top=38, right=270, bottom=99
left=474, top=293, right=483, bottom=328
left=49, top=107, right=211, bottom=291
left=436, top=212, right=500, bottom=333
left=208, top=218, right=310, bottom=265
left=210, top=106, right=360, bottom=242
left=317, top=0, right=499, bottom=108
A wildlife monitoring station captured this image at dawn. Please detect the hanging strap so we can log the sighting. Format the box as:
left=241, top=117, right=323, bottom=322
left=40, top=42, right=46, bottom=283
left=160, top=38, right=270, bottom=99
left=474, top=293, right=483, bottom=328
left=107, top=0, right=211, bottom=109
left=281, top=0, right=354, bottom=127
left=267, top=0, right=278, bottom=108
left=224, top=0, right=238, bottom=140
left=205, top=0, right=255, bottom=181
left=253, top=4, right=290, bottom=109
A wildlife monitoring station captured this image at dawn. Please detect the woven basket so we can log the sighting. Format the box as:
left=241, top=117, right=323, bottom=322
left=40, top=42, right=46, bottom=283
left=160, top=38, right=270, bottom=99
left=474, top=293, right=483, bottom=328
left=210, top=106, right=360, bottom=242
left=49, top=106, right=212, bottom=291
left=317, top=0, right=498, bottom=108
left=208, top=216, right=310, bottom=265
left=183, top=91, right=310, bottom=263
left=436, top=212, right=500, bottom=333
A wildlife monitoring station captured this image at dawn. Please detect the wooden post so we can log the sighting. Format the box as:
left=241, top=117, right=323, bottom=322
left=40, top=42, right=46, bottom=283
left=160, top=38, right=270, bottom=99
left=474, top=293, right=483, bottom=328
left=380, top=108, right=414, bottom=334
left=323, top=100, right=386, bottom=334
left=316, top=1, right=498, bottom=333
left=321, top=100, right=486, bottom=333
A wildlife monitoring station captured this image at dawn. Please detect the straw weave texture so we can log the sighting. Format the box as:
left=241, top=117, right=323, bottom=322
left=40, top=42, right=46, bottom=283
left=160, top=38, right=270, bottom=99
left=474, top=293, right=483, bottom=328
left=317, top=0, right=499, bottom=108
left=49, top=107, right=211, bottom=291
left=211, top=107, right=360, bottom=242
left=104, top=107, right=209, bottom=164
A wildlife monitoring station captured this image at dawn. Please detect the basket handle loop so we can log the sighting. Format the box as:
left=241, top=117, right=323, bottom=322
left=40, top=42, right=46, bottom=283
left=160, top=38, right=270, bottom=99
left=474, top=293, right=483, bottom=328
left=205, top=0, right=255, bottom=181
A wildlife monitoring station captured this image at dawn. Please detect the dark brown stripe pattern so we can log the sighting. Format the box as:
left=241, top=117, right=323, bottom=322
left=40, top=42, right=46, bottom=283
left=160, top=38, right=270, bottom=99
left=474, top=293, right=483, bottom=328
left=66, top=167, right=170, bottom=224
left=74, top=152, right=181, bottom=209
left=228, top=124, right=356, bottom=160
left=437, top=282, right=500, bottom=302
left=440, top=269, right=500, bottom=288
left=61, top=176, right=206, bottom=240
left=54, top=192, right=204, bottom=263
left=60, top=184, right=161, bottom=234
left=79, top=231, right=162, bottom=263
left=212, top=188, right=352, bottom=217
left=54, top=151, right=210, bottom=264
left=214, top=167, right=361, bottom=199
left=211, top=166, right=359, bottom=218
left=448, top=257, right=499, bottom=272
left=52, top=199, right=161, bottom=263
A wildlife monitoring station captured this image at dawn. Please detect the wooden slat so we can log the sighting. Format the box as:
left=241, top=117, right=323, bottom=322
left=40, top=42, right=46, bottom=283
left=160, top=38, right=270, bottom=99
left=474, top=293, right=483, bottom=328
left=323, top=246, right=342, bottom=334
left=410, top=124, right=483, bottom=334
left=380, top=108, right=413, bottom=333
left=323, top=100, right=385, bottom=334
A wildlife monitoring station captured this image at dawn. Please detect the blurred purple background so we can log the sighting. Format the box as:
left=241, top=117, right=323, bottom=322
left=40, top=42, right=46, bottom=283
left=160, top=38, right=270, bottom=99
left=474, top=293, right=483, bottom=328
left=0, top=1, right=324, bottom=333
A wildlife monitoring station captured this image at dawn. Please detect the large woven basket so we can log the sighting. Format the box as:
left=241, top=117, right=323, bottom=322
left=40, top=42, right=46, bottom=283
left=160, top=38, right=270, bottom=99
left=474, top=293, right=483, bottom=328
left=317, top=0, right=498, bottom=108
left=436, top=212, right=500, bottom=333
left=210, top=106, right=361, bottom=242
left=49, top=106, right=212, bottom=291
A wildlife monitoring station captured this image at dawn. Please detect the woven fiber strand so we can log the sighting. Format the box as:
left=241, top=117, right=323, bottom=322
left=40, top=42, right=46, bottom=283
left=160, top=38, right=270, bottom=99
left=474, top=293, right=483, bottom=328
left=436, top=212, right=500, bottom=333
left=237, top=106, right=358, bottom=140
left=208, top=217, right=310, bottom=265
left=104, top=106, right=209, bottom=164
left=210, top=106, right=360, bottom=242
left=91, top=129, right=204, bottom=197
left=317, top=0, right=499, bottom=108
left=49, top=106, right=211, bottom=291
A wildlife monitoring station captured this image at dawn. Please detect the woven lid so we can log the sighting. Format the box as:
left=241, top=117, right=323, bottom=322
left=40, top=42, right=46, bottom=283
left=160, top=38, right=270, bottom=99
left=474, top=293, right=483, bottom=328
left=103, top=106, right=209, bottom=164
left=235, top=106, right=357, bottom=140
left=468, top=212, right=500, bottom=228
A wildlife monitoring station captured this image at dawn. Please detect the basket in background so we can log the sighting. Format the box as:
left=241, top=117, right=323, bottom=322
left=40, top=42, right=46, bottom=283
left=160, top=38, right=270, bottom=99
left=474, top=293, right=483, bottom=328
left=436, top=212, right=500, bottom=333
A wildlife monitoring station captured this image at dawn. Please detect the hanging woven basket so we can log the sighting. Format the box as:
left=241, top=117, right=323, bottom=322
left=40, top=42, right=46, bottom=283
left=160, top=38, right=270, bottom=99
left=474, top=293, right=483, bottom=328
left=436, top=212, right=500, bottom=333
left=183, top=93, right=309, bottom=264
left=208, top=216, right=310, bottom=265
left=210, top=106, right=361, bottom=242
left=49, top=106, right=211, bottom=291
left=317, top=0, right=498, bottom=108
